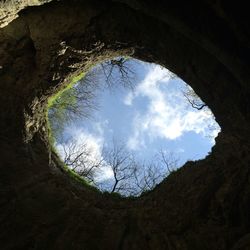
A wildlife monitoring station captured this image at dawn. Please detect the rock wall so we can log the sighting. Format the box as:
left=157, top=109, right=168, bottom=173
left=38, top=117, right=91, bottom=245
left=0, top=0, right=54, bottom=28
left=0, top=0, right=250, bottom=249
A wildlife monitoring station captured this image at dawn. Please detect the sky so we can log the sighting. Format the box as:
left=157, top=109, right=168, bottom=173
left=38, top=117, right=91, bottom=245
left=56, top=59, right=221, bottom=183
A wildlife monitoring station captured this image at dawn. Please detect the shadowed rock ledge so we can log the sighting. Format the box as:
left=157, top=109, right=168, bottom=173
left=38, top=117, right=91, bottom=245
left=0, top=1, right=250, bottom=249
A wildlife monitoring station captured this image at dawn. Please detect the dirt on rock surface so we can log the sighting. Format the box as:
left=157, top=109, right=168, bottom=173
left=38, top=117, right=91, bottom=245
left=0, top=0, right=54, bottom=28
left=0, top=1, right=250, bottom=249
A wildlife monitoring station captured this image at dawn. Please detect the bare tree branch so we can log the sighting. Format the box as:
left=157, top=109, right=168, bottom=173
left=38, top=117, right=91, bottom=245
left=60, top=138, right=104, bottom=184
left=100, top=57, right=136, bottom=90
left=182, top=84, right=207, bottom=110
left=49, top=57, right=183, bottom=196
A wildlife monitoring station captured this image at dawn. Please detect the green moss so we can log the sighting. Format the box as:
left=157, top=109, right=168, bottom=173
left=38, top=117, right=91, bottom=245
left=44, top=62, right=133, bottom=198
left=50, top=147, right=100, bottom=191
left=45, top=72, right=98, bottom=189
left=44, top=70, right=103, bottom=191
left=64, top=166, right=102, bottom=192
left=47, top=72, right=85, bottom=108
left=102, top=191, right=124, bottom=199
left=63, top=164, right=91, bottom=186
left=46, top=71, right=85, bottom=144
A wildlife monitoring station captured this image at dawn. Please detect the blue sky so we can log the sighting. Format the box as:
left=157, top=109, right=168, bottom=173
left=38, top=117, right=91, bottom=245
left=57, top=59, right=220, bottom=182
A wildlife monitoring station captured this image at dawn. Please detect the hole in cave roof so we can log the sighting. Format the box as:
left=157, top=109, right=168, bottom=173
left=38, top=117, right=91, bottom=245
left=48, top=57, right=221, bottom=197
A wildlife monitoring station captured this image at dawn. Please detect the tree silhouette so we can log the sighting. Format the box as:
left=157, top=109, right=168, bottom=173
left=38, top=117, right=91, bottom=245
left=59, top=138, right=179, bottom=196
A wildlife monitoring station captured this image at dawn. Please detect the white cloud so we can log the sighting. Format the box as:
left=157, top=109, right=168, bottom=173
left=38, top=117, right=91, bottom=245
left=57, top=128, right=103, bottom=164
left=56, top=123, right=114, bottom=182
left=125, top=65, right=220, bottom=150
left=123, top=92, right=133, bottom=106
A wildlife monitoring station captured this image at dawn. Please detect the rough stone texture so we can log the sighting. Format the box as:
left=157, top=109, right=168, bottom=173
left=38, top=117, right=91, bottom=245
left=0, top=0, right=250, bottom=249
left=0, top=0, right=54, bottom=28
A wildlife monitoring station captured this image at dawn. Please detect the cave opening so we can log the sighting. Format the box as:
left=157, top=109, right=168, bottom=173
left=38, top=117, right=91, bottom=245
left=48, top=57, right=221, bottom=197
left=2, top=0, right=250, bottom=248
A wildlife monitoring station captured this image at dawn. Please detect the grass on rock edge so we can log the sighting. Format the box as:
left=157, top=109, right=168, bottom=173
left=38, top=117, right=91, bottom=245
left=45, top=72, right=125, bottom=199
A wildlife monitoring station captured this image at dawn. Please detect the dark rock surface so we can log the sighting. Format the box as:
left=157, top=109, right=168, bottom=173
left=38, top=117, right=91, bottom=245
left=0, top=0, right=54, bottom=28
left=0, top=0, right=250, bottom=249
